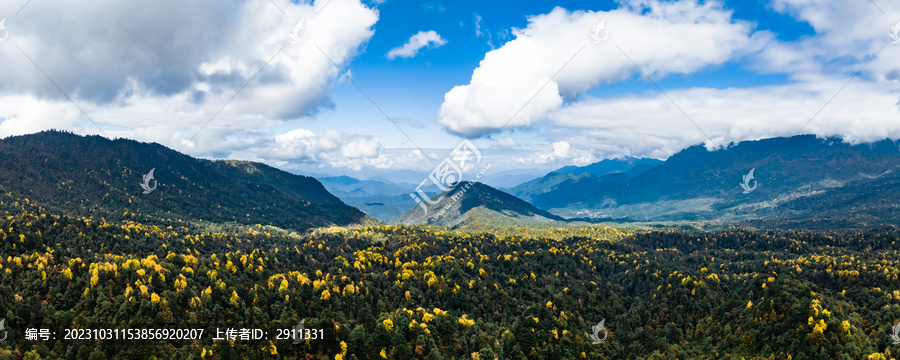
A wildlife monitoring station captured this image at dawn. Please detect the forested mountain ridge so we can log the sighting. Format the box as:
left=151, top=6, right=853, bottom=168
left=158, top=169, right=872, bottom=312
left=534, top=135, right=900, bottom=224
left=0, top=130, right=367, bottom=231
left=393, top=182, right=564, bottom=227
left=508, top=157, right=662, bottom=205
left=553, top=156, right=663, bottom=179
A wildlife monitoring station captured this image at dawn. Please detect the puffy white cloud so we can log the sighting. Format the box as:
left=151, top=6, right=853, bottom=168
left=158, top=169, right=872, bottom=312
left=760, top=0, right=900, bottom=83
left=0, top=96, right=82, bottom=137
left=2, top=0, right=899, bottom=177
left=543, top=80, right=900, bottom=161
left=267, top=129, right=385, bottom=170
left=386, top=30, right=447, bottom=60
left=540, top=0, right=900, bottom=159
left=341, top=137, right=381, bottom=159
left=262, top=128, right=460, bottom=172
left=516, top=140, right=597, bottom=166
left=439, top=0, right=900, bottom=171
left=273, top=128, right=336, bottom=157
left=490, top=137, right=519, bottom=148
left=273, top=128, right=318, bottom=157
left=438, top=1, right=759, bottom=137
left=0, top=0, right=378, bottom=154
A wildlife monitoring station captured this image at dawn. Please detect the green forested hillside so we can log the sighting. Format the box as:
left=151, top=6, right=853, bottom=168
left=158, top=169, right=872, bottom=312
left=535, top=136, right=900, bottom=223
left=2, top=190, right=900, bottom=359
left=0, top=131, right=367, bottom=231
left=394, top=182, right=563, bottom=227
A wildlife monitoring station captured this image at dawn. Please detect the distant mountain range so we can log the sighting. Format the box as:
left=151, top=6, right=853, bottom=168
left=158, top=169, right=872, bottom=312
left=393, top=182, right=563, bottom=228
left=508, top=156, right=663, bottom=205
left=318, top=156, right=665, bottom=222
left=554, top=156, right=664, bottom=178
left=524, top=135, right=900, bottom=224
left=315, top=170, right=549, bottom=221
left=477, top=168, right=550, bottom=189
left=317, top=175, right=437, bottom=221
left=0, top=131, right=367, bottom=231
left=4, top=131, right=898, bottom=230
left=325, top=135, right=900, bottom=228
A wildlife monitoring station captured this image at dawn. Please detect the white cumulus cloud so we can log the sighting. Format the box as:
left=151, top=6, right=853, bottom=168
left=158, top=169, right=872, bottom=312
left=386, top=30, right=447, bottom=60
left=516, top=140, right=597, bottom=166
left=491, top=137, right=519, bottom=148
left=0, top=0, right=378, bottom=156
left=439, top=0, right=900, bottom=171
left=438, top=1, right=759, bottom=137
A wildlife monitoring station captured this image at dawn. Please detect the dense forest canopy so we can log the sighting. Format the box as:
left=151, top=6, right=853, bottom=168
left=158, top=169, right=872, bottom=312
left=1, top=189, right=900, bottom=359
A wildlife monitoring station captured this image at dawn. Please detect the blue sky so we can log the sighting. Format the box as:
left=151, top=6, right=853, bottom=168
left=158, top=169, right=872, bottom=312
left=0, top=0, right=898, bottom=181
left=303, top=0, right=802, bottom=148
